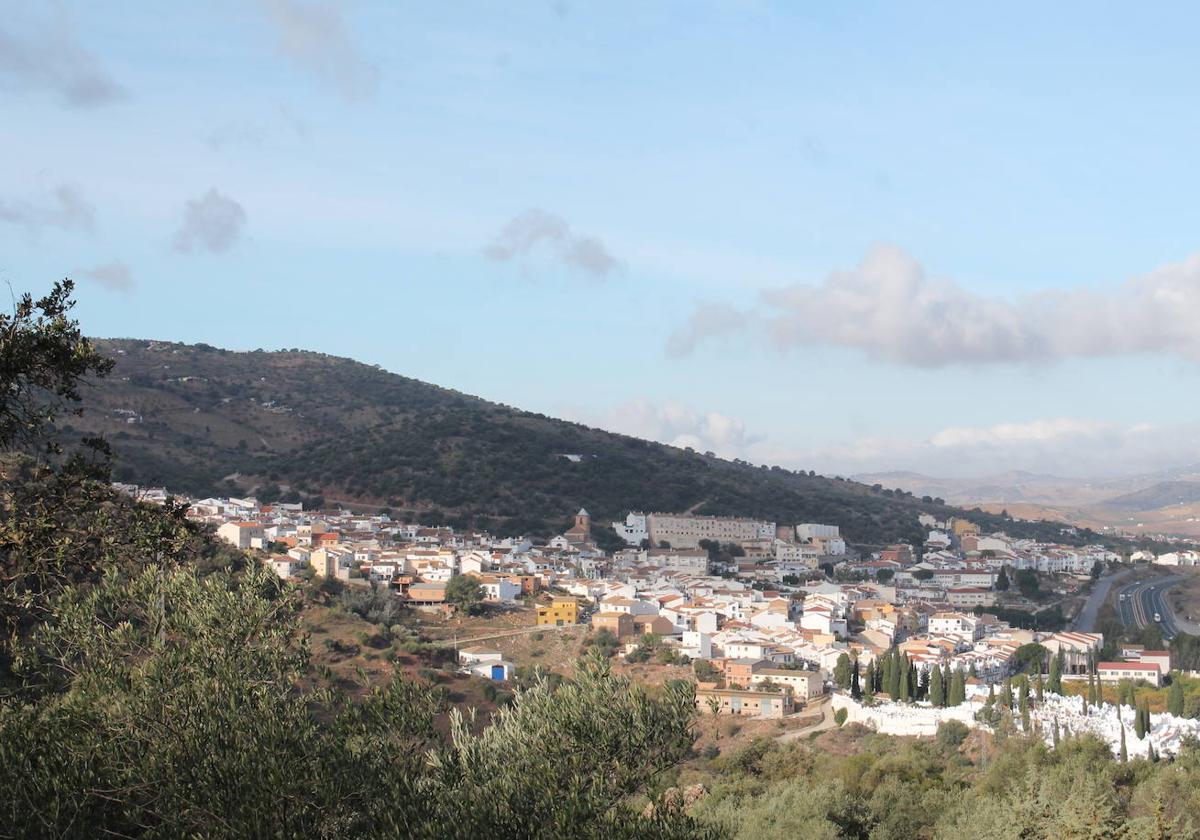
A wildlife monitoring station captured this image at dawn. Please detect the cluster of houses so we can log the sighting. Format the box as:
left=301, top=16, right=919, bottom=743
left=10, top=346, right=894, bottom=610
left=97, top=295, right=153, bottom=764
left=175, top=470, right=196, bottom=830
left=114, top=484, right=1184, bottom=721
left=1151, top=549, right=1200, bottom=566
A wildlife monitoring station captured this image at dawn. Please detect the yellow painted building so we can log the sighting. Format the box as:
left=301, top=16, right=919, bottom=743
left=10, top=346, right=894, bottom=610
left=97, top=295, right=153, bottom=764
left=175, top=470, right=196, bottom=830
left=536, top=596, right=579, bottom=626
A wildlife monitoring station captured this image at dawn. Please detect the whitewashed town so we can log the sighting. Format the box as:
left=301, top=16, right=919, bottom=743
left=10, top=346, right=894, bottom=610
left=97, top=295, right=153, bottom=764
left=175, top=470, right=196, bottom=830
left=116, top=482, right=1200, bottom=759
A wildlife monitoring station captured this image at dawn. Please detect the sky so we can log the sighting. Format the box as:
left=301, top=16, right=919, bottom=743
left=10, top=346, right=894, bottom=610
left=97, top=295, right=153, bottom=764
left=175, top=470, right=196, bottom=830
left=4, top=1, right=1200, bottom=480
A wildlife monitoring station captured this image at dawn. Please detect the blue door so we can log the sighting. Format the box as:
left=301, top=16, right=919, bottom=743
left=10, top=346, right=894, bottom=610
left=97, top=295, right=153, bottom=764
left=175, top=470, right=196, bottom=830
left=491, top=664, right=506, bottom=681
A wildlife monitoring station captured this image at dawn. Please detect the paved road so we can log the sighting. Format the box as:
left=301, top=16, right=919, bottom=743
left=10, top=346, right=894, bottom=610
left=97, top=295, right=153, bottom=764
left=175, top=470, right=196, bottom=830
left=1113, top=574, right=1200, bottom=640
left=1073, top=567, right=1133, bottom=632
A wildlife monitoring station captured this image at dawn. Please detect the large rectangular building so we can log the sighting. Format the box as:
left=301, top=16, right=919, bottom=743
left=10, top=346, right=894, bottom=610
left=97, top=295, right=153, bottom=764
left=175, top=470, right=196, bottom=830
left=695, top=686, right=795, bottom=718
left=646, top=513, right=775, bottom=550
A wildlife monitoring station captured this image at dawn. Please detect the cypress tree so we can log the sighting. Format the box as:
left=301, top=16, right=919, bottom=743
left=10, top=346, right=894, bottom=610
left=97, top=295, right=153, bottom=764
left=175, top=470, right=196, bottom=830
left=833, top=653, right=853, bottom=690
left=1135, top=701, right=1147, bottom=739
left=1052, top=717, right=1061, bottom=746
left=942, top=663, right=952, bottom=704
left=949, top=668, right=966, bottom=706
left=1019, top=679, right=1030, bottom=716
left=930, top=664, right=945, bottom=707
left=851, top=661, right=862, bottom=700
left=1169, top=675, right=1184, bottom=717
left=1000, top=678, right=1013, bottom=710
left=1119, top=722, right=1128, bottom=762
left=918, top=666, right=929, bottom=701
left=1049, top=651, right=1062, bottom=695
left=865, top=659, right=876, bottom=697
left=1035, top=671, right=1044, bottom=702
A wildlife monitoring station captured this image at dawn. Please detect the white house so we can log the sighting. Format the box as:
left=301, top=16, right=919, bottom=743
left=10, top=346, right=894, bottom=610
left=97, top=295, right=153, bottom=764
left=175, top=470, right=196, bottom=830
left=680, top=630, right=713, bottom=660
left=612, top=512, right=649, bottom=546
left=458, top=647, right=514, bottom=681
left=480, top=577, right=522, bottom=604
left=267, top=556, right=306, bottom=579
left=217, top=521, right=265, bottom=550
left=928, top=612, right=982, bottom=644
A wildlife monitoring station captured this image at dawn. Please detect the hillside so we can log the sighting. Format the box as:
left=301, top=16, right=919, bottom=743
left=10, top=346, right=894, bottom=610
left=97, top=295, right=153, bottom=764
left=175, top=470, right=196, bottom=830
left=858, top=467, right=1200, bottom=538
left=62, top=339, right=1102, bottom=548
left=1099, top=480, right=1200, bottom=512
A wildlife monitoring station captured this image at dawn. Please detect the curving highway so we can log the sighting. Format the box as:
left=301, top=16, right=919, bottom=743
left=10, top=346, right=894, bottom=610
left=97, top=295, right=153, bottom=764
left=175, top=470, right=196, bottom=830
left=1114, top=575, right=1191, bottom=641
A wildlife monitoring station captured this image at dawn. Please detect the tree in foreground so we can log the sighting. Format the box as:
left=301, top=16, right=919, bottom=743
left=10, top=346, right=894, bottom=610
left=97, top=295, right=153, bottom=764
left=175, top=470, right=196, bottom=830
left=446, top=573, right=486, bottom=615
left=0, top=563, right=706, bottom=838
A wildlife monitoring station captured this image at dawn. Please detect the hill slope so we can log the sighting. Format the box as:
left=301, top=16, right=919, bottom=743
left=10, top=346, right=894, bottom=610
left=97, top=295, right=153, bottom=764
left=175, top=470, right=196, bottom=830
left=63, top=339, right=1098, bottom=548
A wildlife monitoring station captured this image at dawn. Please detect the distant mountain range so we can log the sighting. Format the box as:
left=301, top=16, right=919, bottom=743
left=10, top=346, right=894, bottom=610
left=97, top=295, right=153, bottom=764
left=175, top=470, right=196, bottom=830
left=56, top=339, right=1103, bottom=548
left=853, top=465, right=1200, bottom=537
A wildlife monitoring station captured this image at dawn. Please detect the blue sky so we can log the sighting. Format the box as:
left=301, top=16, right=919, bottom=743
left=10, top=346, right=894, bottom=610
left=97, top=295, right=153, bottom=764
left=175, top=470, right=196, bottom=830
left=4, top=1, right=1200, bottom=478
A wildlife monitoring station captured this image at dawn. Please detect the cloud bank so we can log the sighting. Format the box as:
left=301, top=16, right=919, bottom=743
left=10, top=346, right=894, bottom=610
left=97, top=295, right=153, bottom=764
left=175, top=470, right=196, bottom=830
left=78, top=260, right=134, bottom=292
left=665, top=302, right=749, bottom=358
left=258, top=0, right=379, bottom=101
left=573, top=400, right=1197, bottom=480
left=670, top=244, right=1200, bottom=367
left=0, top=17, right=126, bottom=107
left=0, top=184, right=95, bottom=236
left=485, top=209, right=621, bottom=278
left=173, top=190, right=247, bottom=254
left=793, top=417, right=1200, bottom=480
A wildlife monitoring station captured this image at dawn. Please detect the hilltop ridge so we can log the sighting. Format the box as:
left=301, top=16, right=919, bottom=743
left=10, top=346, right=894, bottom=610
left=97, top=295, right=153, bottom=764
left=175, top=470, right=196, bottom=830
left=63, top=339, right=1099, bottom=547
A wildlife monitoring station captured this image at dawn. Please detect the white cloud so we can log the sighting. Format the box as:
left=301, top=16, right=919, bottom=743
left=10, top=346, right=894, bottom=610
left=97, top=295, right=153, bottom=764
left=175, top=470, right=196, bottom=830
left=0, top=15, right=126, bottom=107
left=0, top=184, right=95, bottom=236
left=258, top=0, right=379, bottom=101
left=665, top=302, right=748, bottom=358
left=669, top=244, right=1200, bottom=367
left=798, top=418, right=1200, bottom=479
left=929, top=419, right=1111, bottom=449
left=173, top=190, right=247, bottom=255
left=485, top=209, right=621, bottom=278
left=78, top=259, right=133, bottom=292
left=573, top=399, right=763, bottom=459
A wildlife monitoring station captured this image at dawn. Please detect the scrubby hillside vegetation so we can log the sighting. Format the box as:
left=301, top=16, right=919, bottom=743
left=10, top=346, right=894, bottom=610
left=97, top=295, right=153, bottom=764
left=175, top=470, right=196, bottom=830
left=67, top=338, right=1102, bottom=549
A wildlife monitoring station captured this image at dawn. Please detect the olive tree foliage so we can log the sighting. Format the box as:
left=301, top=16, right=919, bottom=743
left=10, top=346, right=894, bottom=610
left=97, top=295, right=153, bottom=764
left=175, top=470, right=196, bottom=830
left=0, top=563, right=437, bottom=837
left=0, top=280, right=207, bottom=655
left=0, top=280, right=113, bottom=455
left=426, top=654, right=707, bottom=839
left=0, top=564, right=706, bottom=838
